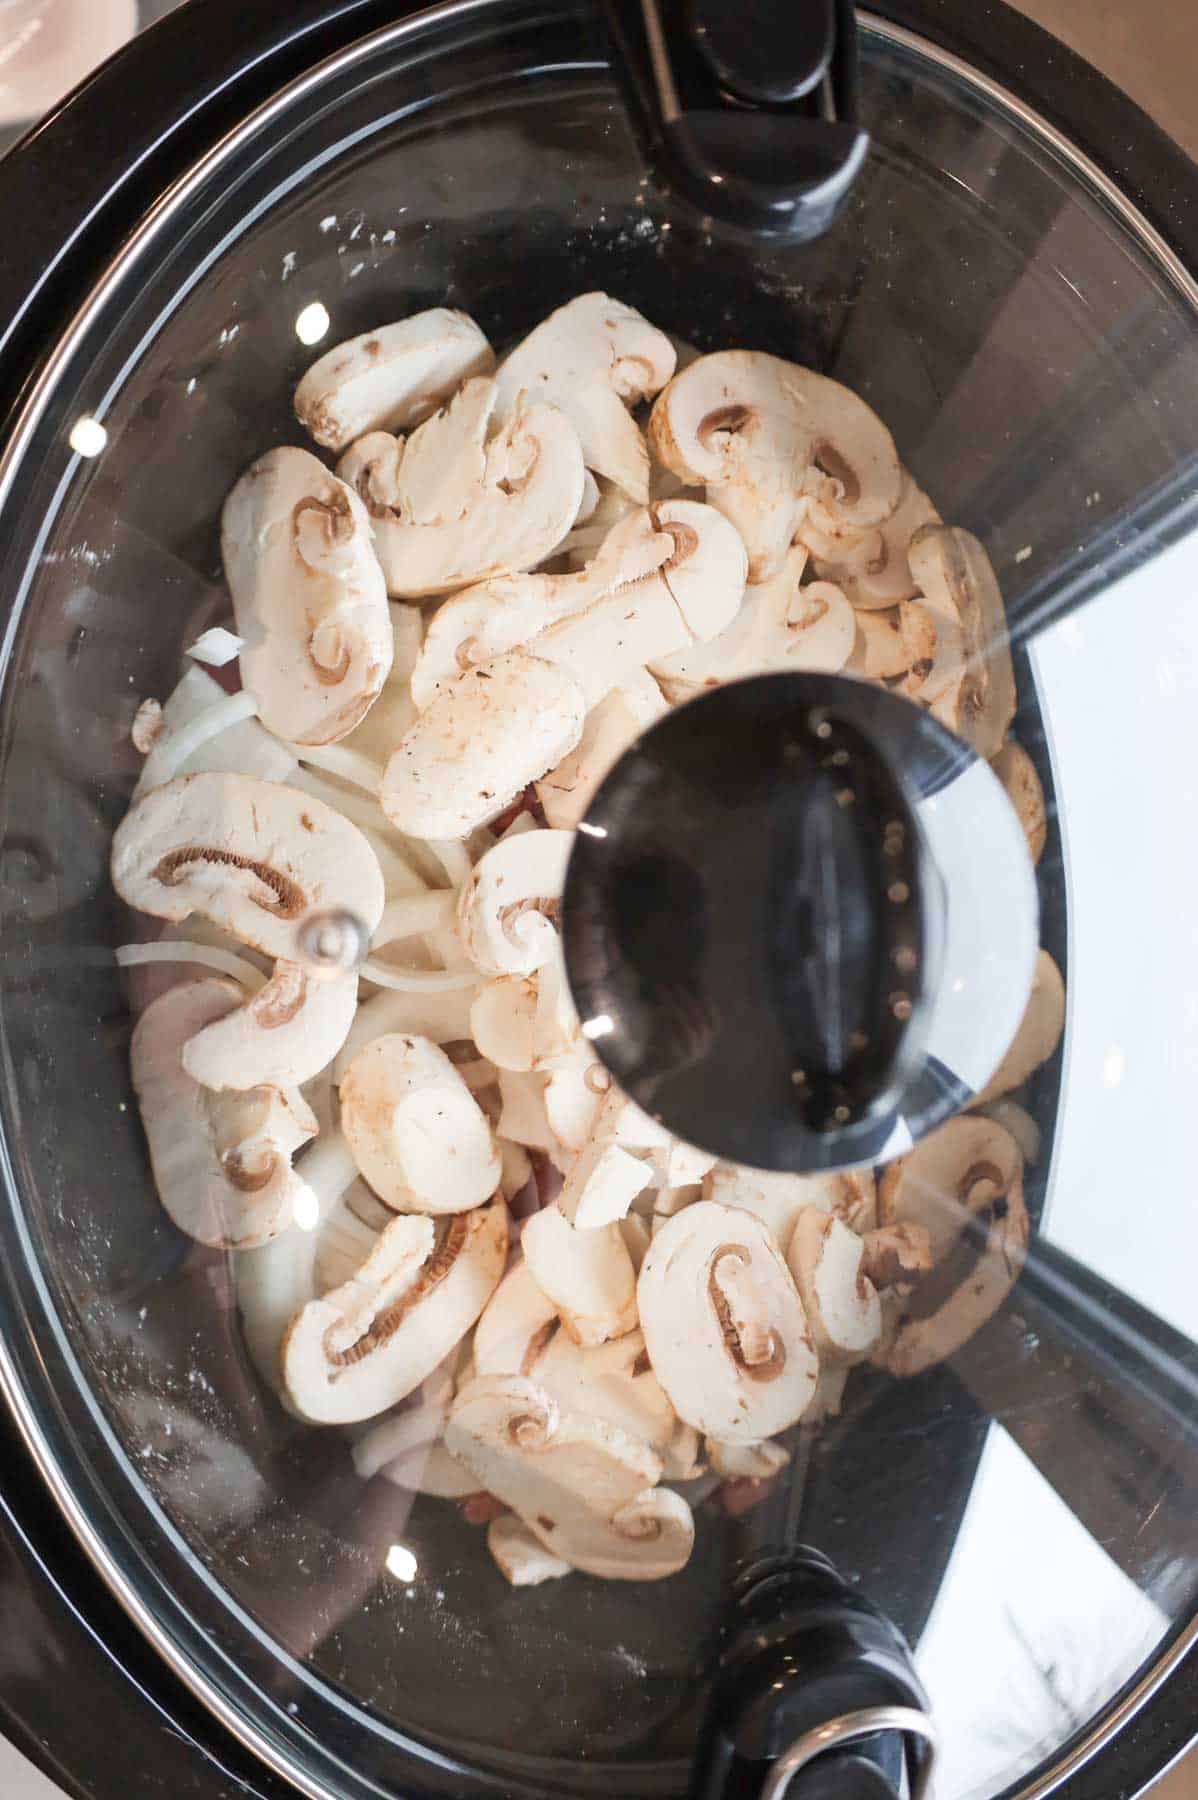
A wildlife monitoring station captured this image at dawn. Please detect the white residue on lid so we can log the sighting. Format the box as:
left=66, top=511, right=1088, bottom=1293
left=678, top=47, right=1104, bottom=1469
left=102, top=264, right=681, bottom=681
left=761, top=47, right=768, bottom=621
left=218, top=324, right=240, bottom=347
left=1014, top=545, right=1032, bottom=563
left=382, top=229, right=396, bottom=244
left=281, top=250, right=297, bottom=280
left=319, top=214, right=337, bottom=233
left=349, top=261, right=366, bottom=279
left=186, top=377, right=197, bottom=394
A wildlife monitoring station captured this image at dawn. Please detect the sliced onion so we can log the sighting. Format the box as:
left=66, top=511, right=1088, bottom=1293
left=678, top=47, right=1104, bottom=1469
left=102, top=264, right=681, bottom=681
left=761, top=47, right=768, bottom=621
left=372, top=891, right=456, bottom=948
left=358, top=958, right=478, bottom=993
left=290, top=767, right=400, bottom=841
left=186, top=626, right=245, bottom=667
left=115, top=940, right=268, bottom=992
left=426, top=838, right=472, bottom=888
left=139, top=690, right=260, bottom=788
left=286, top=741, right=385, bottom=796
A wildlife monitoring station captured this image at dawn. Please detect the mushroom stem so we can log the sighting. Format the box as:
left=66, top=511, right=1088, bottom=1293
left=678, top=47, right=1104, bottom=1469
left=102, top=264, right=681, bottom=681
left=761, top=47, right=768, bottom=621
left=710, top=1249, right=783, bottom=1373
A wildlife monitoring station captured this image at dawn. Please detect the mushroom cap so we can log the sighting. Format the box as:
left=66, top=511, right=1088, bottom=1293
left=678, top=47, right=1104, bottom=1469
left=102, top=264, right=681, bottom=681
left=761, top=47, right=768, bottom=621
left=649, top=350, right=901, bottom=582
left=704, top=1162, right=876, bottom=1246
left=533, top=1325, right=677, bottom=1454
left=410, top=509, right=670, bottom=708
left=132, top=978, right=317, bottom=1248
left=446, top=1373, right=693, bottom=1580
left=973, top=948, right=1065, bottom=1106
left=182, top=961, right=357, bottom=1091
left=786, top=1207, right=881, bottom=1363
left=380, top=652, right=586, bottom=840
left=909, top=524, right=1015, bottom=759
left=486, top=1513, right=572, bottom=1586
left=111, top=771, right=385, bottom=959
left=339, top=1032, right=500, bottom=1214
left=990, top=739, right=1047, bottom=865
left=473, top=1257, right=559, bottom=1377
left=469, top=976, right=540, bottom=1073
left=637, top=1201, right=819, bottom=1443
left=536, top=671, right=668, bottom=830
left=707, top=1437, right=790, bottom=1481
left=812, top=468, right=940, bottom=610
left=282, top=1198, right=508, bottom=1423
left=457, top=828, right=573, bottom=976
left=221, top=447, right=393, bottom=746
left=369, top=392, right=586, bottom=598
left=877, top=1115, right=1023, bottom=1264
left=294, top=309, right=494, bottom=452
left=521, top=1202, right=639, bottom=1346
left=494, top=292, right=676, bottom=502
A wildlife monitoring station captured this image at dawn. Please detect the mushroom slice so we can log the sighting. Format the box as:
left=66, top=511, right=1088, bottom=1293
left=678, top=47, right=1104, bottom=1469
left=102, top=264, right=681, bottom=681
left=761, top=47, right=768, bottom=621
left=991, top=740, right=1047, bottom=865
left=365, top=385, right=586, bottom=598
left=847, top=609, right=912, bottom=683
left=182, top=962, right=357, bottom=1091
left=380, top=652, right=586, bottom=841
left=859, top=1222, right=934, bottom=1296
left=132, top=979, right=316, bottom=1248
left=786, top=1208, right=881, bottom=1365
left=543, top=1042, right=611, bottom=1149
left=282, top=1198, right=508, bottom=1423
left=651, top=549, right=853, bottom=698
left=534, top=1326, right=677, bottom=1454
left=557, top=1134, right=655, bottom=1230
left=111, top=771, right=385, bottom=960
left=649, top=351, right=901, bottom=582
left=384, top=1443, right=480, bottom=1498
left=294, top=309, right=494, bottom=451
left=704, top=1163, right=876, bottom=1246
left=536, top=671, right=668, bottom=830
left=812, top=468, right=940, bottom=610
left=339, top=1033, right=500, bottom=1214
left=494, top=293, right=676, bottom=503
left=908, top=525, right=1015, bottom=758
left=446, top=1374, right=693, bottom=1580
left=521, top=1202, right=638, bottom=1346
left=877, top=1115, right=1024, bottom=1265
left=532, top=501, right=747, bottom=707
left=707, top=1438, right=790, bottom=1481
left=470, top=977, right=540, bottom=1073
left=638, top=1201, right=819, bottom=1443
left=474, top=1258, right=559, bottom=1376
left=410, top=510, right=672, bottom=708
left=972, top=948, right=1065, bottom=1106
left=457, top=829, right=573, bottom=976
left=221, top=448, right=392, bottom=745
left=487, top=1514, right=571, bottom=1587
left=496, top=1068, right=560, bottom=1154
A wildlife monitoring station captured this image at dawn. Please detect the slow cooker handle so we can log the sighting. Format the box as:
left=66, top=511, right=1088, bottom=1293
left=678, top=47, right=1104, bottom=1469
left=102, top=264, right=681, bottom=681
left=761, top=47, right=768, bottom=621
left=597, top=0, right=869, bottom=239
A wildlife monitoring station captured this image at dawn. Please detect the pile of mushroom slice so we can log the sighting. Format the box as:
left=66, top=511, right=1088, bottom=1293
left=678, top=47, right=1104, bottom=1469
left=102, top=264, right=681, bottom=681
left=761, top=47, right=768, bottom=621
left=110, top=292, right=1065, bottom=1591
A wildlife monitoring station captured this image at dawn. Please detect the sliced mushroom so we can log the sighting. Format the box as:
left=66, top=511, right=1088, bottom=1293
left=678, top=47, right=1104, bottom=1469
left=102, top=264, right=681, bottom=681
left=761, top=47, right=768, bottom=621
left=649, top=351, right=901, bottom=582
left=131, top=979, right=317, bottom=1248
left=991, top=739, right=1047, bottom=865
left=536, top=671, right=669, bottom=831
left=181, top=962, right=357, bottom=1091
left=637, top=1201, right=819, bottom=1443
left=496, top=1068, right=561, bottom=1155
left=494, top=293, right=676, bottom=502
left=704, top=1162, right=876, bottom=1245
left=384, top=1443, right=481, bottom=1498
left=531, top=501, right=748, bottom=707
left=811, top=468, right=940, bottom=610
left=339, top=1033, right=500, bottom=1214
left=619, top=1211, right=653, bottom=1275
left=473, top=1258, right=559, bottom=1376
left=897, top=594, right=963, bottom=707
left=878, top=1115, right=1023, bottom=1265
left=457, top=828, right=573, bottom=976
left=847, top=609, right=912, bottom=682
left=786, top=1207, right=881, bottom=1364
left=557, top=1134, right=655, bottom=1230
left=521, top=1202, right=638, bottom=1346
left=858, top=1221, right=934, bottom=1296
left=972, top=948, right=1065, bottom=1106
left=410, top=510, right=673, bottom=708
left=221, top=448, right=393, bottom=745
left=707, top=1438, right=789, bottom=1481
left=908, top=525, right=1015, bottom=758
left=446, top=1374, right=693, bottom=1579
left=111, top=771, right=386, bottom=959
left=294, top=309, right=494, bottom=452
left=543, top=1042, right=611, bottom=1149
left=359, top=384, right=586, bottom=598
left=380, top=652, right=586, bottom=840
left=487, top=1513, right=572, bottom=1586
left=282, top=1197, right=508, bottom=1422
left=533, top=1326, right=677, bottom=1454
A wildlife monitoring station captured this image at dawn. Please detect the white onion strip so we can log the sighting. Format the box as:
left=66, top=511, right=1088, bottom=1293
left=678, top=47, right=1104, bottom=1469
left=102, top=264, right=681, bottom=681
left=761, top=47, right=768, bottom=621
left=139, top=690, right=260, bottom=789
left=290, top=767, right=400, bottom=841
left=358, top=958, right=478, bottom=993
left=115, top=940, right=268, bottom=991
left=285, top=741, right=385, bottom=795
left=427, top=838, right=472, bottom=888
left=372, top=891, right=456, bottom=948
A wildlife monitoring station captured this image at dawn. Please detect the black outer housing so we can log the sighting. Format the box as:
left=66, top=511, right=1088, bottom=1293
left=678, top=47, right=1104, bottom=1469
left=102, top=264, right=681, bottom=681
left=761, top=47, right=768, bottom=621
left=0, top=3, right=1194, bottom=1799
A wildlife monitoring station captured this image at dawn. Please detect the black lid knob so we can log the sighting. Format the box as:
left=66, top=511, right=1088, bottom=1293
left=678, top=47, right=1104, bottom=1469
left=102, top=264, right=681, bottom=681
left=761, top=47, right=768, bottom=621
left=561, top=674, right=1039, bottom=1174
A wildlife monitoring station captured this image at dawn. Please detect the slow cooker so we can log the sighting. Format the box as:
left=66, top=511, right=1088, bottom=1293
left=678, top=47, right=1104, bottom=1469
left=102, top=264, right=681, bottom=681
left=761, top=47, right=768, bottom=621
left=0, top=2, right=1196, bottom=1797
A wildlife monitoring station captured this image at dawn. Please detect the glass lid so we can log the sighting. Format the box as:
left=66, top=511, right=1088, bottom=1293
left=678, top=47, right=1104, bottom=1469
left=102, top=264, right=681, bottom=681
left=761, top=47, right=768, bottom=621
left=0, top=3, right=1195, bottom=1797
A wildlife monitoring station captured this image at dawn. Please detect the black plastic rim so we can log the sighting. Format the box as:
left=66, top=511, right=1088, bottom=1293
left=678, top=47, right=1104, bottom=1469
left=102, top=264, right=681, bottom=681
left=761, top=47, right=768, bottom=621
left=0, top=3, right=1194, bottom=1799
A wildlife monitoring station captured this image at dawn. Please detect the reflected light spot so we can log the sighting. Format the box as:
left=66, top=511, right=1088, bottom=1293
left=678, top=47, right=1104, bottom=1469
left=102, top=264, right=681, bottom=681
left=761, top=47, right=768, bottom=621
left=69, top=416, right=107, bottom=458
left=577, top=821, right=607, bottom=839
left=1101, top=1045, right=1126, bottom=1089
left=581, top=1013, right=615, bottom=1040
left=293, top=1187, right=320, bottom=1232
left=295, top=302, right=331, bottom=345
left=385, top=1543, right=418, bottom=1582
